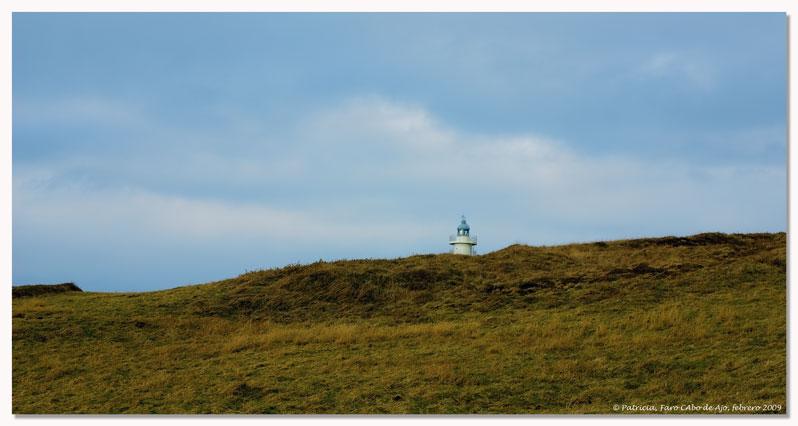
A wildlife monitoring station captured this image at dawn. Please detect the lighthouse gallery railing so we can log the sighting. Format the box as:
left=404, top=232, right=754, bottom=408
left=449, top=235, right=477, bottom=244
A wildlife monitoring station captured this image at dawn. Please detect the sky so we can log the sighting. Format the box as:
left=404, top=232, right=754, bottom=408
left=12, top=13, right=787, bottom=291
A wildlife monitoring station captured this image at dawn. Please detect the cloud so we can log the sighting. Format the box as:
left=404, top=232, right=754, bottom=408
left=637, top=51, right=717, bottom=90
left=13, top=170, right=438, bottom=245
left=15, top=95, right=785, bottom=234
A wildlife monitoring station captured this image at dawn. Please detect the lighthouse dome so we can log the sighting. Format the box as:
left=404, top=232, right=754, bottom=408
left=457, top=216, right=470, bottom=232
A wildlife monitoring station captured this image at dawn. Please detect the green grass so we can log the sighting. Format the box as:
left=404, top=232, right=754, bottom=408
left=12, top=232, right=786, bottom=414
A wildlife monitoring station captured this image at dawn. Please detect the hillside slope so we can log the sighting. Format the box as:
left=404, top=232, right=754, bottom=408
left=12, top=232, right=786, bottom=414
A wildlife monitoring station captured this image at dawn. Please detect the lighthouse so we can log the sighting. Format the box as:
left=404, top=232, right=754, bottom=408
left=449, top=216, right=477, bottom=255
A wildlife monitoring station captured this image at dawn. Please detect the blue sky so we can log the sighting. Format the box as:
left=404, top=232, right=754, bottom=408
left=13, top=13, right=786, bottom=291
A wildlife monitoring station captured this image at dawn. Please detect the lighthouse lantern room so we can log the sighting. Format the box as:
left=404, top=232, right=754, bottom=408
left=449, top=216, right=477, bottom=255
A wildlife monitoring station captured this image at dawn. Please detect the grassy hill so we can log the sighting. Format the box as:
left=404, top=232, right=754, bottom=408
left=12, top=232, right=786, bottom=414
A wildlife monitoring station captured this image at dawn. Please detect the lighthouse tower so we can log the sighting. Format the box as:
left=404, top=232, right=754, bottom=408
left=449, top=216, right=477, bottom=255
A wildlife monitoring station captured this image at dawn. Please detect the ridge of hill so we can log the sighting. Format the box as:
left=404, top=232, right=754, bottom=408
left=12, top=282, right=82, bottom=299
left=12, top=232, right=786, bottom=414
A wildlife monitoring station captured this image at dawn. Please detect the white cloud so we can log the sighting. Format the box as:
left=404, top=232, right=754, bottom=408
left=13, top=175, right=438, bottom=245
left=637, top=51, right=717, bottom=90
left=304, top=96, right=457, bottom=156
left=14, top=95, right=785, bottom=259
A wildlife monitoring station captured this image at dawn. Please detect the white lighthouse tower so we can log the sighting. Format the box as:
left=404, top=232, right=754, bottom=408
left=449, top=216, right=477, bottom=255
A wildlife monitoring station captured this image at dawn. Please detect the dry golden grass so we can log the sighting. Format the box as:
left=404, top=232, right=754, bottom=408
left=12, top=232, right=786, bottom=414
left=221, top=320, right=469, bottom=353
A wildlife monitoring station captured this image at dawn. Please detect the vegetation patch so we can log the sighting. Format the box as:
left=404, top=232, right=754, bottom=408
left=12, top=283, right=82, bottom=299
